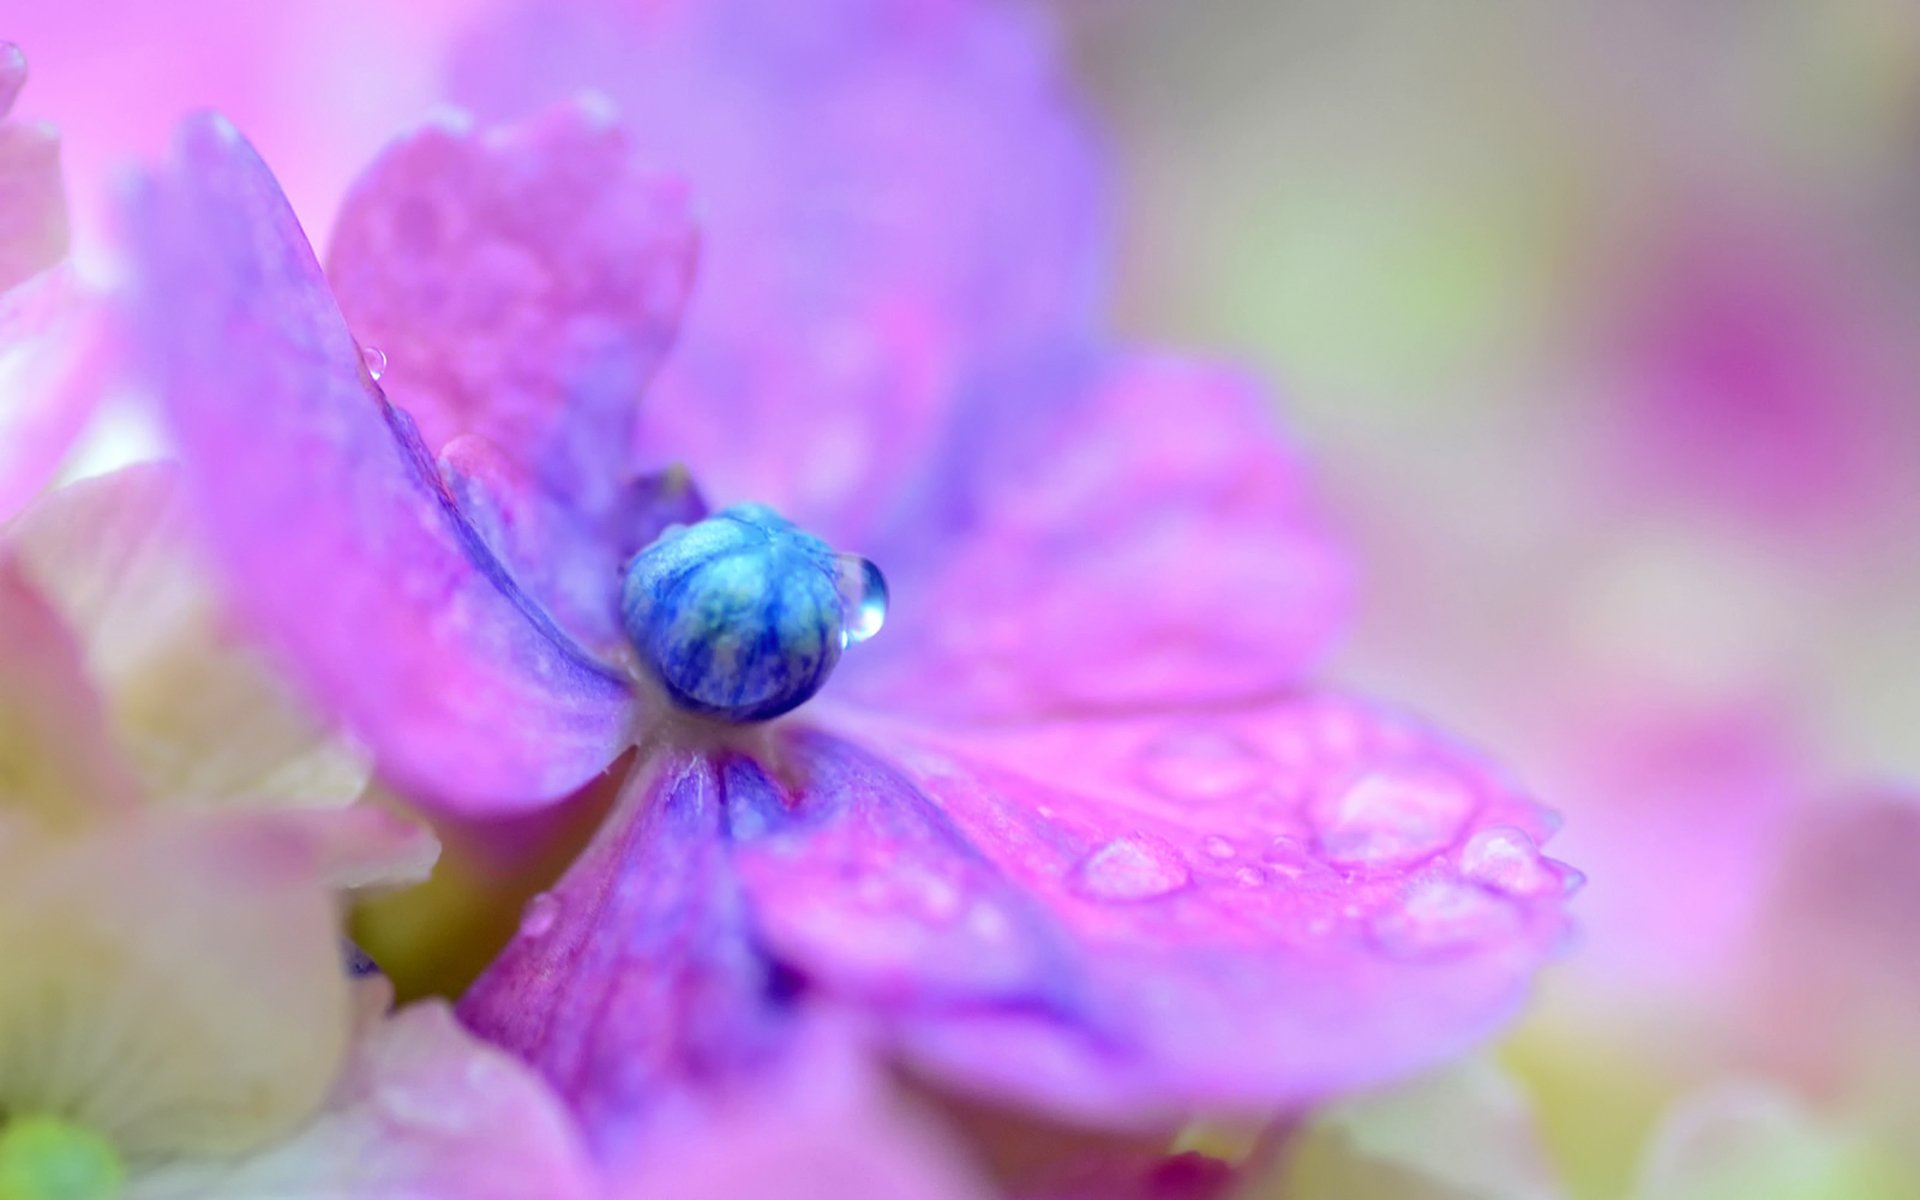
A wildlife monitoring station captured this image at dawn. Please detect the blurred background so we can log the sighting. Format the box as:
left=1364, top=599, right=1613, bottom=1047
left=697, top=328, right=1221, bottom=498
left=9, top=1, right=1919, bottom=1195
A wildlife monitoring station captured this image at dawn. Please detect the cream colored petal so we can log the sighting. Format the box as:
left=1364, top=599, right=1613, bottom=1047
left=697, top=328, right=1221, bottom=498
left=0, top=813, right=349, bottom=1159
left=1633, top=1084, right=1918, bottom=1200
left=1267, top=1057, right=1566, bottom=1200
left=7, top=464, right=371, bottom=811
left=0, top=557, right=138, bottom=828
left=124, top=1001, right=601, bottom=1200
left=279, top=804, right=442, bottom=891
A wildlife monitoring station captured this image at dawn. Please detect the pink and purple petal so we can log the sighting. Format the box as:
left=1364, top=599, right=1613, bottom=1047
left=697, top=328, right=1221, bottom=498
left=734, top=698, right=1572, bottom=1121
left=120, top=113, right=633, bottom=813
left=325, top=100, right=696, bottom=525
left=453, top=0, right=1107, bottom=544
left=467, top=694, right=1573, bottom=1148
left=844, top=354, right=1350, bottom=719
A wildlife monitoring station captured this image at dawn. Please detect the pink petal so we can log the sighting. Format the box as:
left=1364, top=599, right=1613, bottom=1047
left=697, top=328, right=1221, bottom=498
left=0, top=264, right=107, bottom=522
left=120, top=113, right=635, bottom=813
left=325, top=100, right=696, bottom=528
left=0, top=62, right=68, bottom=292
left=610, top=1019, right=994, bottom=1200
left=734, top=698, right=1572, bottom=1122
left=129, top=1001, right=603, bottom=1200
left=841, top=355, right=1349, bottom=719
left=453, top=0, right=1106, bottom=545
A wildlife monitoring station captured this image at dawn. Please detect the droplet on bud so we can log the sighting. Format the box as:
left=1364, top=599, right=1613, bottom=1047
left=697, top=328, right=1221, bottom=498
left=836, top=553, right=889, bottom=648
left=620, top=504, right=888, bottom=722
left=360, top=342, right=388, bottom=382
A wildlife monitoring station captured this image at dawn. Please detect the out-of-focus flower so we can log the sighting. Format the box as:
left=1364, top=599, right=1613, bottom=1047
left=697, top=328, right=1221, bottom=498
left=1265, top=1057, right=1564, bottom=1200
left=1, top=463, right=433, bottom=888
left=109, top=0, right=1574, bottom=1182
left=0, top=559, right=600, bottom=1199
left=0, top=44, right=106, bottom=522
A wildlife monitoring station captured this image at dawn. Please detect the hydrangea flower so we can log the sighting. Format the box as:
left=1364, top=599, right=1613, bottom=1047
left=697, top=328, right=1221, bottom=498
left=114, top=0, right=1578, bottom=1174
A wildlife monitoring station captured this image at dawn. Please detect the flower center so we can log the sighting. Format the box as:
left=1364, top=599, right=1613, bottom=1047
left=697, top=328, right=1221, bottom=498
left=0, top=1115, right=123, bottom=1200
left=619, top=503, right=887, bottom=722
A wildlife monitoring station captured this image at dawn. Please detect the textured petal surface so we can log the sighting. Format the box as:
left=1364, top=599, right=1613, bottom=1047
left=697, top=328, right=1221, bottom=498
left=122, top=113, right=634, bottom=812
left=128, top=1001, right=602, bottom=1200
left=0, top=813, right=347, bottom=1158
left=454, top=0, right=1106, bottom=543
left=326, top=100, right=696, bottom=523
left=471, top=695, right=1573, bottom=1140
left=842, top=354, right=1349, bottom=720
left=0, top=557, right=138, bottom=827
left=7, top=464, right=370, bottom=810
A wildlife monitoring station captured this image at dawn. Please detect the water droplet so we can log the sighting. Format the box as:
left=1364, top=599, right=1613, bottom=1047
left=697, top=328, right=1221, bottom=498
left=519, top=892, right=559, bottom=938
left=1262, top=835, right=1338, bottom=884
left=1460, top=826, right=1557, bottom=896
left=1070, top=834, right=1191, bottom=902
left=1370, top=881, right=1520, bottom=960
left=1311, top=765, right=1478, bottom=868
left=1233, top=865, right=1265, bottom=887
left=360, top=342, right=388, bottom=382
left=1202, top=834, right=1236, bottom=859
left=836, top=553, right=888, bottom=648
left=1135, top=727, right=1267, bottom=802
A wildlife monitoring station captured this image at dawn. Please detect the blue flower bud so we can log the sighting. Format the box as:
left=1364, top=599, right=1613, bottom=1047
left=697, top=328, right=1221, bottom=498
left=619, top=504, right=887, bottom=722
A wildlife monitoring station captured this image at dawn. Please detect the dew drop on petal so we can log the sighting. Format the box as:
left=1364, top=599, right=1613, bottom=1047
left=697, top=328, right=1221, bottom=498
left=360, top=342, right=388, bottom=382
left=1233, top=865, right=1265, bottom=888
left=1312, top=765, right=1478, bottom=868
left=1370, top=881, right=1521, bottom=960
left=1460, top=826, right=1557, bottom=896
left=1135, top=727, right=1268, bottom=803
left=1263, top=835, right=1338, bottom=884
left=1070, top=834, right=1192, bottom=902
left=835, top=553, right=889, bottom=648
left=519, top=892, right=559, bottom=938
left=1202, top=834, right=1236, bottom=859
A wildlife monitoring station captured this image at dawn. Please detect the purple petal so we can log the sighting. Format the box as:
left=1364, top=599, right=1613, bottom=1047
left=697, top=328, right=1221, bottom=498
left=453, top=0, right=1107, bottom=543
left=735, top=697, right=1572, bottom=1122
left=842, top=354, right=1350, bottom=719
left=459, top=754, right=797, bottom=1167
left=325, top=100, right=697, bottom=524
left=121, top=113, right=633, bottom=813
